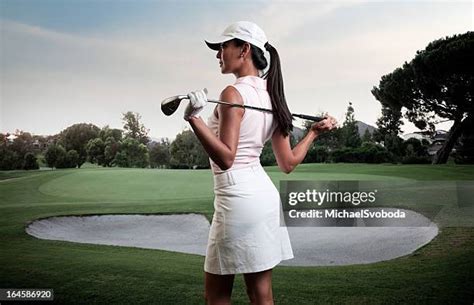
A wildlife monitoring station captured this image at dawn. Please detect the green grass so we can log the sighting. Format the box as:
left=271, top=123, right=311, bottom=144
left=0, top=164, right=473, bottom=304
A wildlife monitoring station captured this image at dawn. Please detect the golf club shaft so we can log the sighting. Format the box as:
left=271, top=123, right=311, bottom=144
left=207, top=100, right=324, bottom=122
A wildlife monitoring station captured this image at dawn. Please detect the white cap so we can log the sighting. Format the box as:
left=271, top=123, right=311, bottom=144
left=205, top=21, right=268, bottom=53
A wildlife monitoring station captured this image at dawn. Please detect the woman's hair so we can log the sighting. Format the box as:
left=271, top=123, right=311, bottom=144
left=232, top=39, right=294, bottom=137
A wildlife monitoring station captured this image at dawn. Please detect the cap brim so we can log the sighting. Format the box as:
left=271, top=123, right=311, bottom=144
left=204, top=37, right=233, bottom=51
left=205, top=40, right=221, bottom=51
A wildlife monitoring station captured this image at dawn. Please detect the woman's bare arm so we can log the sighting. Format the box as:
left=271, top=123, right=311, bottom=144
left=271, top=129, right=318, bottom=174
left=271, top=116, right=337, bottom=174
left=188, top=86, right=244, bottom=170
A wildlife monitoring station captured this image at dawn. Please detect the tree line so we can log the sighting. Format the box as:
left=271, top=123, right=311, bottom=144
left=0, top=111, right=209, bottom=170
left=297, top=103, right=435, bottom=165
left=0, top=103, right=470, bottom=171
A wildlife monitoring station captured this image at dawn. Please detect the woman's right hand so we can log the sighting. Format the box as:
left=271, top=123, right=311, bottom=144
left=184, top=89, right=208, bottom=121
left=310, top=115, right=338, bottom=135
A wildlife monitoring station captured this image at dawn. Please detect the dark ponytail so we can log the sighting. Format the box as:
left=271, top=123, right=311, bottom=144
left=232, top=39, right=294, bottom=137
left=264, top=42, right=293, bottom=137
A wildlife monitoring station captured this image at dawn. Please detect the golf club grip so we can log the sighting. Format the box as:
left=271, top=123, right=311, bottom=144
left=292, top=113, right=324, bottom=122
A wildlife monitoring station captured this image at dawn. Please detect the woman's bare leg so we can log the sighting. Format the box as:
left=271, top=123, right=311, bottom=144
left=243, top=269, right=273, bottom=305
left=204, top=272, right=235, bottom=305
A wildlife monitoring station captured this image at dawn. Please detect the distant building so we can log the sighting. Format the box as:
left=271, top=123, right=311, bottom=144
left=401, top=131, right=432, bottom=143
left=402, top=130, right=449, bottom=156
left=428, top=130, right=450, bottom=156
left=147, top=137, right=170, bottom=148
left=6, top=134, right=17, bottom=143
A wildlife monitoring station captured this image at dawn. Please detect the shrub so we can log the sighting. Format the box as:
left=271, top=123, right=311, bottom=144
left=304, top=145, right=329, bottom=163
left=330, top=143, right=393, bottom=163
left=23, top=152, right=39, bottom=170
left=401, top=155, right=431, bottom=164
left=0, top=148, right=20, bottom=170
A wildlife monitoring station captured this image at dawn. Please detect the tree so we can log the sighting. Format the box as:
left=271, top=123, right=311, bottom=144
left=361, top=128, right=373, bottom=143
left=23, top=152, right=39, bottom=170
left=304, top=145, right=329, bottom=163
left=0, top=132, right=42, bottom=170
left=59, top=123, right=100, bottom=168
left=104, top=136, right=120, bottom=167
left=341, top=102, right=361, bottom=148
left=303, top=116, right=343, bottom=150
left=65, top=150, right=79, bottom=168
left=401, top=138, right=430, bottom=164
left=372, top=32, right=474, bottom=164
left=45, top=144, right=67, bottom=169
left=0, top=148, right=19, bottom=170
left=260, top=141, right=276, bottom=166
left=9, top=131, right=35, bottom=162
left=372, top=63, right=412, bottom=136
left=99, top=126, right=122, bottom=143
left=122, top=112, right=150, bottom=145
left=86, top=138, right=106, bottom=166
left=454, top=115, right=474, bottom=164
left=170, top=130, right=209, bottom=169
left=383, top=133, right=404, bottom=159
left=86, top=126, right=122, bottom=167
left=55, top=149, right=79, bottom=168
left=0, top=134, right=18, bottom=170
left=193, top=142, right=210, bottom=169
left=370, top=98, right=405, bottom=159
left=114, top=138, right=149, bottom=168
left=373, top=104, right=404, bottom=144
left=330, top=143, right=393, bottom=164
left=149, top=139, right=171, bottom=168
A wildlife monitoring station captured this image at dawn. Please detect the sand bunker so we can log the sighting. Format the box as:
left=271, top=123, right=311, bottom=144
left=26, top=211, right=438, bottom=266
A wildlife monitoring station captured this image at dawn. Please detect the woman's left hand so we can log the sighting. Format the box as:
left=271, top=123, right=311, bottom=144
left=310, top=115, right=338, bottom=135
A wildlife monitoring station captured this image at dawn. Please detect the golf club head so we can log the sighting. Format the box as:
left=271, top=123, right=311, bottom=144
left=161, top=89, right=207, bottom=116
left=161, top=95, right=188, bottom=116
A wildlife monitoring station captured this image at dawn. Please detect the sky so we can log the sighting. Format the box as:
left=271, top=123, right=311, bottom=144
left=1, top=0, right=472, bottom=140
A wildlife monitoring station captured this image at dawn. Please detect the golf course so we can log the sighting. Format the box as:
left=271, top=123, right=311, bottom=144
left=1, top=163, right=473, bottom=304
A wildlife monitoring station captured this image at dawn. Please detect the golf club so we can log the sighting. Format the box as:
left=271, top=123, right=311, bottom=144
left=161, top=89, right=324, bottom=122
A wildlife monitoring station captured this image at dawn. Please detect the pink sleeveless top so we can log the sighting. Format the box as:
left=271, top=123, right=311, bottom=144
left=207, top=76, right=277, bottom=174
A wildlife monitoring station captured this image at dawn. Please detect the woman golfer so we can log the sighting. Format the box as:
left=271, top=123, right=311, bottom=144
left=184, top=21, right=337, bottom=305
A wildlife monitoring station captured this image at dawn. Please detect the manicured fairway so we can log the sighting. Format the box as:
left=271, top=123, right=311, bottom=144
left=0, top=164, right=473, bottom=304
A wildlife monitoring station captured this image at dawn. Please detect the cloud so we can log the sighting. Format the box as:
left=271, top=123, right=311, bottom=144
left=0, top=19, right=229, bottom=138
left=259, top=0, right=369, bottom=43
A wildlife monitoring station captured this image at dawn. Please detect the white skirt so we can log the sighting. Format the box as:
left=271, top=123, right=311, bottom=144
left=204, top=163, right=294, bottom=275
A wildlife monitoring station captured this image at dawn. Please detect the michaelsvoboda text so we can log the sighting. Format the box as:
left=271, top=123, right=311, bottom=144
left=288, top=209, right=406, bottom=219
